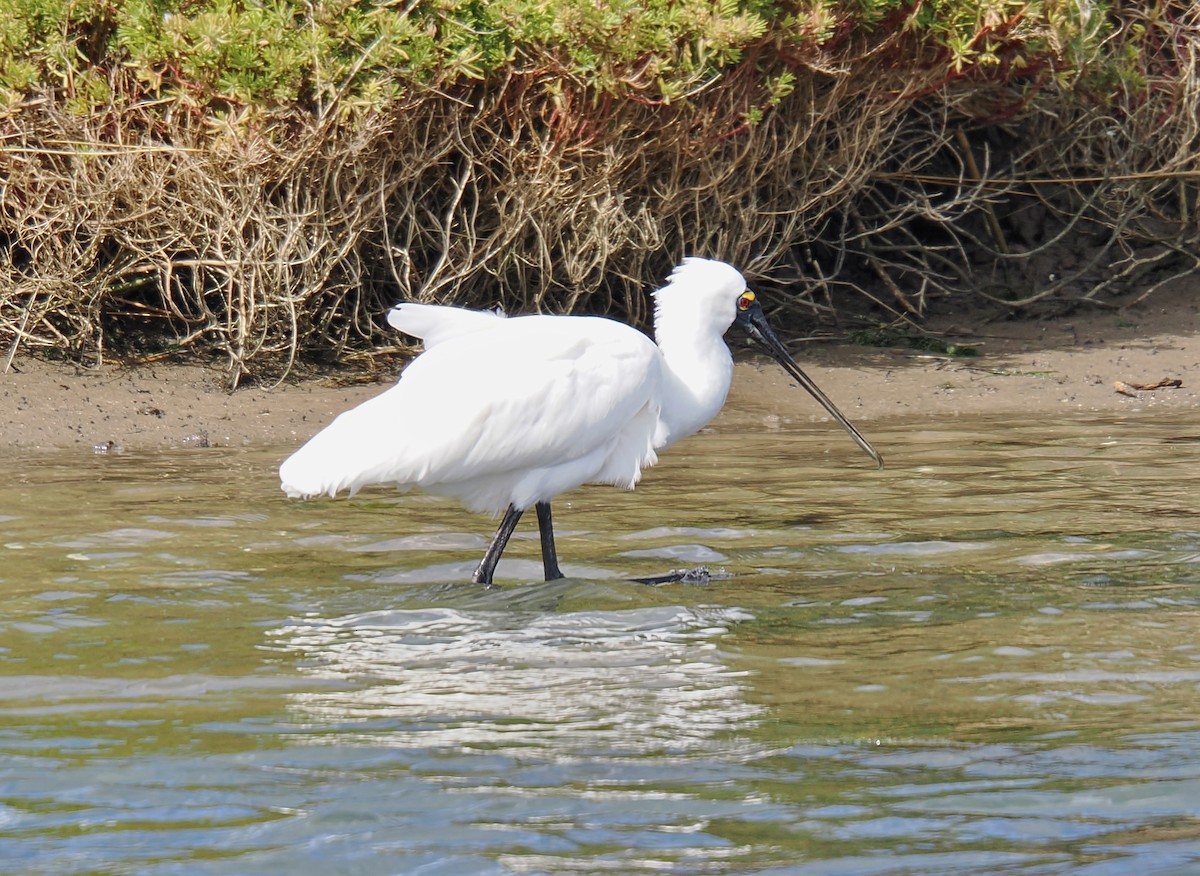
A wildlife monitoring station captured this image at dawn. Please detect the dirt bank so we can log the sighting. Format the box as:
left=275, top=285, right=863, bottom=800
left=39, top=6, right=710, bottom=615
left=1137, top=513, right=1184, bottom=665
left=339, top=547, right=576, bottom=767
left=3, top=280, right=1197, bottom=455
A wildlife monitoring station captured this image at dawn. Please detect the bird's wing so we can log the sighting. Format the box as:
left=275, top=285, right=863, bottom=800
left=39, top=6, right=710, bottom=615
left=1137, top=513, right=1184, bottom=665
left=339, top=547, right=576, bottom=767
left=280, top=315, right=663, bottom=506
left=386, top=303, right=505, bottom=349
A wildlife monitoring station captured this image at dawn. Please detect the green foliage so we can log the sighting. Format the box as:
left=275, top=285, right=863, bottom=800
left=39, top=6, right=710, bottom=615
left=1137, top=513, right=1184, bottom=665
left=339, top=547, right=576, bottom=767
left=0, top=0, right=1117, bottom=119
left=906, top=0, right=1111, bottom=75
left=0, top=0, right=115, bottom=107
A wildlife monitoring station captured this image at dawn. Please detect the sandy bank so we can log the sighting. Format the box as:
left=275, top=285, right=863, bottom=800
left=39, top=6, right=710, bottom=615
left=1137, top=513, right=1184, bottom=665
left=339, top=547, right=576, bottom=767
left=3, top=282, right=1197, bottom=455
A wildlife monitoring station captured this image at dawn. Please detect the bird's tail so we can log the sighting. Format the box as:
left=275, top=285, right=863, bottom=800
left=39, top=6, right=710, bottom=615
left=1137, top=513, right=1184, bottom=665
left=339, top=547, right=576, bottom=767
left=279, top=393, right=411, bottom=498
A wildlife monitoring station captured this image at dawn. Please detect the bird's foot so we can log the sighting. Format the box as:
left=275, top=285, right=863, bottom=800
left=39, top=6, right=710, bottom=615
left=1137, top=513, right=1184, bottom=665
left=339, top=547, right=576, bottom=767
left=632, top=565, right=722, bottom=586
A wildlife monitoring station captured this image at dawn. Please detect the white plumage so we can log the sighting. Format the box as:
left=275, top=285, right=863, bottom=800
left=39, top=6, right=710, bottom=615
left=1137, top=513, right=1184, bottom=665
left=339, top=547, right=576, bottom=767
left=281, top=312, right=663, bottom=511
left=280, top=258, right=879, bottom=584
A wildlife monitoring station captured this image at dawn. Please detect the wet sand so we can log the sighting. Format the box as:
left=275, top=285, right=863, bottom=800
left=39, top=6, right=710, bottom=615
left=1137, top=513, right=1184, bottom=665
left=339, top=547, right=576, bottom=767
left=3, top=280, right=1197, bottom=453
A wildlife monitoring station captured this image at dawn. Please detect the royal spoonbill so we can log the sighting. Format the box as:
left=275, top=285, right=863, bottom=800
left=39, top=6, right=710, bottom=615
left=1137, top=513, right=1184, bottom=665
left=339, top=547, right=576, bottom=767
left=280, top=258, right=881, bottom=585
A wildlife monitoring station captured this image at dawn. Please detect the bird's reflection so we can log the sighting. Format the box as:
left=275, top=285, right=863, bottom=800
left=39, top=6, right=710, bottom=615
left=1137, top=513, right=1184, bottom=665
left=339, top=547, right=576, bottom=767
left=270, top=604, right=765, bottom=756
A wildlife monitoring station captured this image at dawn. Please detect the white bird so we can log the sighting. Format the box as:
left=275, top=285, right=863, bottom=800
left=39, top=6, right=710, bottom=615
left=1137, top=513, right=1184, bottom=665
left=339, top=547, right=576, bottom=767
left=280, top=258, right=881, bottom=585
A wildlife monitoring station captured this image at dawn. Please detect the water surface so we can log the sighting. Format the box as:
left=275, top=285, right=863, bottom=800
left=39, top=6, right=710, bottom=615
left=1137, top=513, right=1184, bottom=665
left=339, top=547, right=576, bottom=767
left=2, top=413, right=1199, bottom=874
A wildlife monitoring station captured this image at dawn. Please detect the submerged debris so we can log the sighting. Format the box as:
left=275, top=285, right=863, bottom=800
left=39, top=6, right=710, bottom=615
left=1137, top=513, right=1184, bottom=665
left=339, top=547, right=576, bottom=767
left=633, top=565, right=729, bottom=586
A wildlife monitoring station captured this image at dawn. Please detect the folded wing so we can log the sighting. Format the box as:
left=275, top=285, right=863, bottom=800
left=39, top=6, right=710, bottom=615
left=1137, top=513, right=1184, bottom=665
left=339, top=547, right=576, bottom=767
left=279, top=314, right=664, bottom=513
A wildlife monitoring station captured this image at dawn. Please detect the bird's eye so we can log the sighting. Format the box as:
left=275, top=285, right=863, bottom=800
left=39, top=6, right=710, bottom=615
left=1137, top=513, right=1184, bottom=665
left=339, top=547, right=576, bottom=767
left=737, top=292, right=755, bottom=311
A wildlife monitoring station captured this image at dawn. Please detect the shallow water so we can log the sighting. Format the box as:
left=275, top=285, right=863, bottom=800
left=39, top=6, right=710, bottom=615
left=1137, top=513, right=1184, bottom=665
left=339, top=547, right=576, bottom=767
left=2, top=412, right=1200, bottom=874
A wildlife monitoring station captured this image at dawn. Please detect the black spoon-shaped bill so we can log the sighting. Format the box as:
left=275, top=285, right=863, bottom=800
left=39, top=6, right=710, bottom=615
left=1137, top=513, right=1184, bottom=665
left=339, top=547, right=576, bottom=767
left=735, top=294, right=883, bottom=468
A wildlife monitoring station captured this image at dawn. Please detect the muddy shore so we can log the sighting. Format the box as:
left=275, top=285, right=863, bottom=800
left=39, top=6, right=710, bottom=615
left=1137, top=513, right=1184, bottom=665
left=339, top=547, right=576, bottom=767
left=3, top=281, right=1197, bottom=454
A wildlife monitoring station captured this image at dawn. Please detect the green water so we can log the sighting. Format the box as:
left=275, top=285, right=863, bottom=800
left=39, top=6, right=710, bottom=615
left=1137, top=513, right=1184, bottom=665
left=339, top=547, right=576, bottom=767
left=2, top=413, right=1199, bottom=874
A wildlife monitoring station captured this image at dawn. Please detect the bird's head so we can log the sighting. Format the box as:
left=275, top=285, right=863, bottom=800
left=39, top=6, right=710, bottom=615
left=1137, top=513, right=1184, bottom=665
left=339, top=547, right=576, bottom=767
left=655, top=257, right=882, bottom=468
left=651, top=257, right=749, bottom=334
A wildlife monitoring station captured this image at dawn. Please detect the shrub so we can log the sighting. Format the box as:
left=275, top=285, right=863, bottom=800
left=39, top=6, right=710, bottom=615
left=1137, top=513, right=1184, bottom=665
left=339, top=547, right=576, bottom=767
left=3, top=0, right=1195, bottom=384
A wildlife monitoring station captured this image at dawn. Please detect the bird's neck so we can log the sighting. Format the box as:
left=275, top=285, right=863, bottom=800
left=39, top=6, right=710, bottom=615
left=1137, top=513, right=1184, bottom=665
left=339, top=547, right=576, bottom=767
left=654, top=323, right=734, bottom=450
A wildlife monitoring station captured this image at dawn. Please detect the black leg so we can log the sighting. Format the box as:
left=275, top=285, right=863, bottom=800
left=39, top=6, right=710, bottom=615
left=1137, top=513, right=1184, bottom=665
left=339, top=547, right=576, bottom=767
left=535, top=501, right=565, bottom=581
left=472, top=504, right=524, bottom=586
